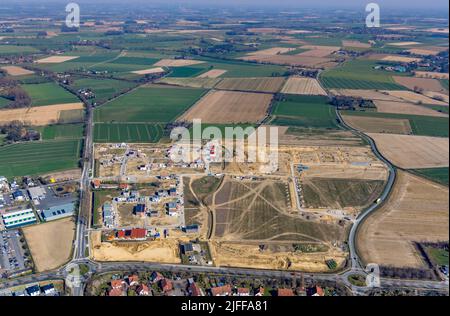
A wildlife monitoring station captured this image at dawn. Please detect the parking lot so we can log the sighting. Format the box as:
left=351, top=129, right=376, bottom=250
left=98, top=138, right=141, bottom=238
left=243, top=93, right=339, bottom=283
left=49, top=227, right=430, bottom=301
left=0, top=229, right=29, bottom=278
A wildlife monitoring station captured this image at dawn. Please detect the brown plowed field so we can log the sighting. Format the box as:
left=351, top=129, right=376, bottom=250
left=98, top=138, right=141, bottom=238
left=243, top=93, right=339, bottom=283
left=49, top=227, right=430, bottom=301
left=281, top=77, right=327, bottom=95
left=215, top=77, right=285, bottom=93
left=178, top=90, right=273, bottom=123
left=342, top=115, right=413, bottom=134
left=357, top=170, right=449, bottom=268
left=368, top=133, right=449, bottom=169
left=393, top=76, right=447, bottom=93
left=373, top=100, right=448, bottom=117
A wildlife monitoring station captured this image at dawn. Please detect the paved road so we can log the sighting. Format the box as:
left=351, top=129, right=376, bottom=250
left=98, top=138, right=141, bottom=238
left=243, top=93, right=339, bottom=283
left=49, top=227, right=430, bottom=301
left=335, top=109, right=397, bottom=271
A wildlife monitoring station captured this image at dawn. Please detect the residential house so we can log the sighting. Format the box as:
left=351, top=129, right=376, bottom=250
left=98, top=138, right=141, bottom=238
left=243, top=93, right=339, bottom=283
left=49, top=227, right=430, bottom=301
left=159, top=279, right=173, bottom=293
left=12, top=190, right=25, bottom=202
left=277, top=288, right=295, bottom=296
left=210, top=285, right=232, bottom=296
left=26, top=285, right=41, bottom=296
left=136, top=284, right=150, bottom=296
left=41, top=284, right=56, bottom=295
left=254, top=287, right=264, bottom=296
left=235, top=288, right=250, bottom=296
left=307, top=285, right=325, bottom=297
left=188, top=282, right=203, bottom=296
left=182, top=224, right=199, bottom=234
left=150, top=271, right=164, bottom=283
left=133, top=204, right=146, bottom=216
left=127, top=275, right=140, bottom=287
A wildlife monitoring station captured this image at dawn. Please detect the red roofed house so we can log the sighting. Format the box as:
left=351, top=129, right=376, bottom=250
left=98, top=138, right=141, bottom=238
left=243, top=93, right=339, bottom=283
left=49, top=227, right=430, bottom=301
left=130, top=228, right=147, bottom=240
left=150, top=271, right=164, bottom=283
left=136, top=284, right=150, bottom=296
left=235, top=288, right=250, bottom=296
left=211, top=285, right=232, bottom=296
left=111, top=279, right=126, bottom=290
left=108, top=288, right=124, bottom=296
left=119, top=183, right=129, bottom=190
left=127, top=275, right=140, bottom=286
left=308, top=285, right=325, bottom=297
left=277, top=288, right=295, bottom=296
left=189, top=282, right=203, bottom=296
left=92, top=179, right=101, bottom=189
left=159, top=279, right=173, bottom=293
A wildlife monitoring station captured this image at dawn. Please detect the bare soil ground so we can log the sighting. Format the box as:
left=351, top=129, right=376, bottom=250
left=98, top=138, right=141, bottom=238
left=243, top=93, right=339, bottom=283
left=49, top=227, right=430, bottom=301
left=414, top=71, right=449, bottom=80
left=178, top=90, right=273, bottom=123
left=0, top=103, right=84, bottom=125
left=131, top=67, right=165, bottom=75
left=368, top=133, right=449, bottom=169
left=158, top=77, right=221, bottom=89
left=197, top=69, right=227, bottom=78
left=90, top=231, right=182, bottom=263
left=423, top=91, right=449, bottom=104
left=23, top=218, right=76, bottom=272
left=342, top=115, right=413, bottom=134
left=210, top=241, right=347, bottom=272
left=373, top=100, right=448, bottom=117
left=381, top=55, right=422, bottom=63
left=215, top=77, right=285, bottom=93
left=381, top=90, right=448, bottom=106
left=393, top=76, right=447, bottom=93
left=407, top=48, right=440, bottom=56
left=342, top=40, right=371, bottom=48
left=1, top=66, right=34, bottom=76
left=357, top=170, right=449, bottom=268
left=246, top=47, right=297, bottom=56
left=35, top=56, right=79, bottom=63
left=281, top=77, right=327, bottom=95
left=302, top=165, right=388, bottom=181
left=240, top=54, right=337, bottom=69
left=330, top=89, right=402, bottom=102
left=153, top=59, right=205, bottom=67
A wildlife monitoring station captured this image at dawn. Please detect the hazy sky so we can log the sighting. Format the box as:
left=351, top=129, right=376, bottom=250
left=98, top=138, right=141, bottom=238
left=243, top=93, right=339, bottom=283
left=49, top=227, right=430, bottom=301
left=14, top=0, right=450, bottom=10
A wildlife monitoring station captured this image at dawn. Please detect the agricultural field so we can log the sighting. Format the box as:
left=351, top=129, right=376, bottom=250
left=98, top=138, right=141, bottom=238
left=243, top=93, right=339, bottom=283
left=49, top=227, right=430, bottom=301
left=367, top=133, right=449, bottom=169
left=281, top=77, right=327, bottom=95
left=178, top=90, right=273, bottom=124
left=215, top=77, right=286, bottom=93
left=93, top=123, right=164, bottom=143
left=23, top=218, right=76, bottom=272
left=341, top=111, right=449, bottom=137
left=411, top=168, right=449, bottom=186
left=94, top=85, right=206, bottom=123
left=373, top=100, right=448, bottom=117
left=0, top=103, right=84, bottom=126
left=22, top=82, right=80, bottom=106
left=157, top=77, right=222, bottom=89
left=357, top=171, right=449, bottom=268
left=393, top=76, right=448, bottom=93
left=1, top=66, right=34, bottom=76
left=270, top=95, right=338, bottom=129
left=302, top=178, right=386, bottom=210
left=0, top=45, right=38, bottom=55
left=70, top=78, right=136, bottom=104
left=36, top=123, right=84, bottom=140
left=0, top=139, right=82, bottom=178
left=341, top=115, right=413, bottom=134
left=320, top=60, right=408, bottom=90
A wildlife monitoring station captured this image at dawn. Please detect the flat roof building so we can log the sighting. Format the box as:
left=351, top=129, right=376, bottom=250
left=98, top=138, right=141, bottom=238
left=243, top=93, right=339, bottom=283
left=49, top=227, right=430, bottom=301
left=2, top=209, right=37, bottom=229
left=40, top=203, right=75, bottom=222
left=28, top=186, right=46, bottom=201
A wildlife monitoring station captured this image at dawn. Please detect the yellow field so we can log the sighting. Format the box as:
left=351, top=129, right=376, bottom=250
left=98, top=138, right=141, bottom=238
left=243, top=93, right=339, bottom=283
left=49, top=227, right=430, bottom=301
left=281, top=77, right=327, bottom=95
left=35, top=56, right=79, bottom=64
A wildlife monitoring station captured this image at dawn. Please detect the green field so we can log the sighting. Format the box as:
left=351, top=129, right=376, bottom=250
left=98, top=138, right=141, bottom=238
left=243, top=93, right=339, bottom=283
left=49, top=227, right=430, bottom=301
left=320, top=59, right=408, bottom=90
left=71, top=78, right=136, bottom=104
left=0, top=45, right=38, bottom=55
left=0, top=139, right=82, bottom=178
left=167, top=66, right=208, bottom=78
left=412, top=168, right=449, bottom=186
left=22, top=82, right=80, bottom=106
left=94, top=123, right=164, bottom=143
left=0, top=96, right=10, bottom=108
left=94, top=85, right=206, bottom=123
left=341, top=111, right=449, bottom=137
left=425, top=246, right=449, bottom=266
left=36, top=124, right=84, bottom=140
left=271, top=95, right=338, bottom=129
